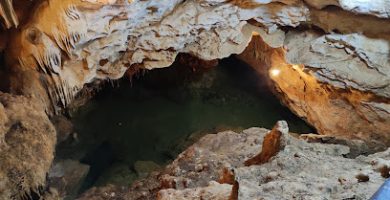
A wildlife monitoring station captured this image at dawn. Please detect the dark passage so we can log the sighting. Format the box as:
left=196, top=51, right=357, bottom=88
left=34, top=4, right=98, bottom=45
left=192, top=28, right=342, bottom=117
left=56, top=56, right=314, bottom=194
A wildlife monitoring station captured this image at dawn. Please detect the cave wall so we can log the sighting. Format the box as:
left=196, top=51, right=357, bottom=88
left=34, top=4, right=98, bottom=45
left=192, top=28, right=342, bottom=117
left=238, top=33, right=390, bottom=149
left=1, top=0, right=386, bottom=110
left=0, top=0, right=388, bottom=145
left=0, top=92, right=56, bottom=199
left=0, top=0, right=389, bottom=199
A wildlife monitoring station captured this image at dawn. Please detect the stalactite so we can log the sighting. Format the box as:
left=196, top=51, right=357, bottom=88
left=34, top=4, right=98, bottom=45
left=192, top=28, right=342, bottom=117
left=39, top=75, right=56, bottom=114
left=0, top=0, right=18, bottom=28
left=65, top=5, right=80, bottom=21
left=53, top=30, right=73, bottom=57
left=44, top=51, right=61, bottom=74
left=52, top=5, right=86, bottom=59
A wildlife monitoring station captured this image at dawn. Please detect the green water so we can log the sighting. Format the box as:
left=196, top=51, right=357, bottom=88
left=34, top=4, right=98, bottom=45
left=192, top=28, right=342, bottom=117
left=57, top=57, right=313, bottom=192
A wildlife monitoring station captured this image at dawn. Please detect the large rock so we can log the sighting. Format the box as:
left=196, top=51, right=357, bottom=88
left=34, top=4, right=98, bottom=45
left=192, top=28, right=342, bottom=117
left=235, top=123, right=383, bottom=200
left=78, top=122, right=390, bottom=199
left=48, top=159, right=90, bottom=199
left=0, top=92, right=56, bottom=200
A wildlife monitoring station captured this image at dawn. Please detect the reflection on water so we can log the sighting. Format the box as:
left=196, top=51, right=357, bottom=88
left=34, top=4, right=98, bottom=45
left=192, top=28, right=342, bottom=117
left=56, top=57, right=314, bottom=193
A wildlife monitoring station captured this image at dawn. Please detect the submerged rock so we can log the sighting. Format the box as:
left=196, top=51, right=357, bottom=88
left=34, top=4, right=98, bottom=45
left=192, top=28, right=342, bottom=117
left=48, top=159, right=90, bottom=199
left=95, top=163, right=137, bottom=187
left=134, top=161, right=162, bottom=179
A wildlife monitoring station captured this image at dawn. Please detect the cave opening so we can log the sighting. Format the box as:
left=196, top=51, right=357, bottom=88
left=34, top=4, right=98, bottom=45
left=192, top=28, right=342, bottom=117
left=54, top=55, right=314, bottom=196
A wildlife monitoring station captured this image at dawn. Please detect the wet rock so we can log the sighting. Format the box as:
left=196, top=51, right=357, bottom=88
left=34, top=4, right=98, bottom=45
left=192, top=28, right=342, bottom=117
left=134, top=161, right=162, bottom=179
left=48, top=159, right=90, bottom=199
left=95, top=163, right=137, bottom=187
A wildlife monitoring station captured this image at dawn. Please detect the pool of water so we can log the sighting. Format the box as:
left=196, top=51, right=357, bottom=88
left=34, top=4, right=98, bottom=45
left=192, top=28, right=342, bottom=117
left=56, top=57, right=314, bottom=193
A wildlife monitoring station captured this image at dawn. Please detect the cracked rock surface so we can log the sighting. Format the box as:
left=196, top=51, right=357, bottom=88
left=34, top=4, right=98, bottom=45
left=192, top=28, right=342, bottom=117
left=238, top=31, right=390, bottom=148
left=78, top=122, right=390, bottom=199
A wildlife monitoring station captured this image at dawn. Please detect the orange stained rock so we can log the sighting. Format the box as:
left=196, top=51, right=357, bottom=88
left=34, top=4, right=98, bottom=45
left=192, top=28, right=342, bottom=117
left=229, top=181, right=239, bottom=200
left=244, top=123, right=283, bottom=166
left=218, top=167, right=238, bottom=200
left=218, top=168, right=235, bottom=185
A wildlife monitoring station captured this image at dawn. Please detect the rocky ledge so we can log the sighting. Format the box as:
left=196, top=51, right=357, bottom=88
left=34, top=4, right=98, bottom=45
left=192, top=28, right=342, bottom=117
left=78, top=121, right=390, bottom=200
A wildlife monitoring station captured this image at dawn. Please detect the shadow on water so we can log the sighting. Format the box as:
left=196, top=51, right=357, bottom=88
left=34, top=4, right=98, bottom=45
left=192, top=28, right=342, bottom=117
left=56, top=56, right=315, bottom=194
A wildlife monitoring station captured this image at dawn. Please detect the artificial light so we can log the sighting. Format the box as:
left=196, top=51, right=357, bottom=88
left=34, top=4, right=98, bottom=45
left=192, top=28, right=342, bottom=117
left=270, top=69, right=281, bottom=77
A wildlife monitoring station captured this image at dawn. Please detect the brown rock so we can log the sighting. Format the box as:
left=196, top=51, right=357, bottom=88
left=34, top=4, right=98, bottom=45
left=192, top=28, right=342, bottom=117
left=244, top=121, right=287, bottom=166
left=218, top=168, right=235, bottom=185
left=78, top=122, right=390, bottom=200
left=51, top=115, right=74, bottom=143
left=356, top=174, right=370, bottom=182
left=0, top=92, right=56, bottom=199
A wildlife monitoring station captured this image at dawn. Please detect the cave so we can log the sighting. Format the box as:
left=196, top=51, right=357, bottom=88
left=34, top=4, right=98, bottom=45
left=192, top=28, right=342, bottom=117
left=55, top=56, right=313, bottom=196
left=0, top=1, right=390, bottom=200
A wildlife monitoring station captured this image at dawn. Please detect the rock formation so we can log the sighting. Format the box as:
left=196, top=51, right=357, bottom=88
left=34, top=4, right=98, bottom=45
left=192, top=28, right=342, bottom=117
left=0, top=92, right=56, bottom=200
left=48, top=159, right=90, bottom=199
left=78, top=121, right=390, bottom=200
left=0, top=0, right=388, bottom=145
left=0, top=0, right=389, bottom=199
left=238, top=32, right=390, bottom=150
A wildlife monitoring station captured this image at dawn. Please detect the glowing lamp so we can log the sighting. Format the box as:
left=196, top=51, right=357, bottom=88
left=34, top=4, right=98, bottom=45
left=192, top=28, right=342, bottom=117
left=270, top=69, right=281, bottom=77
